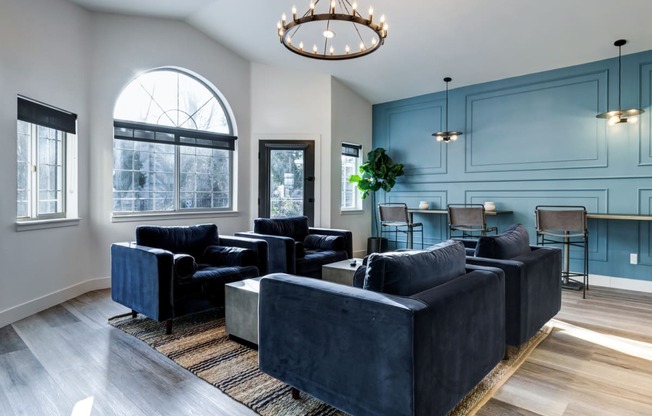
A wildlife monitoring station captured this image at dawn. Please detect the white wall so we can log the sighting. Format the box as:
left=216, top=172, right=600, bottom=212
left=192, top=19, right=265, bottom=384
left=0, top=3, right=254, bottom=328
left=87, top=13, right=253, bottom=277
left=330, top=78, right=373, bottom=257
left=250, top=63, right=332, bottom=226
left=0, top=3, right=373, bottom=327
left=0, top=0, right=95, bottom=328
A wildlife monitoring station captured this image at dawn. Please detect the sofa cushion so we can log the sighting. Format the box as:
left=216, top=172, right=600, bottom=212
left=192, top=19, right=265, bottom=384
left=202, top=245, right=256, bottom=267
left=136, top=224, right=219, bottom=259
left=296, top=250, right=348, bottom=278
left=474, top=223, right=531, bottom=259
left=363, top=240, right=466, bottom=296
left=173, top=253, right=198, bottom=279
left=295, top=241, right=305, bottom=259
left=254, top=216, right=310, bottom=241
left=304, top=234, right=345, bottom=251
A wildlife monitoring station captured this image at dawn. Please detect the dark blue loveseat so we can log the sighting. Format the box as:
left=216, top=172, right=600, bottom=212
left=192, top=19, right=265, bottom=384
left=258, top=240, right=505, bottom=416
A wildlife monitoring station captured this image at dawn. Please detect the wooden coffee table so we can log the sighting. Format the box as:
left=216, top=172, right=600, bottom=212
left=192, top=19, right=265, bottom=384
left=321, top=258, right=363, bottom=286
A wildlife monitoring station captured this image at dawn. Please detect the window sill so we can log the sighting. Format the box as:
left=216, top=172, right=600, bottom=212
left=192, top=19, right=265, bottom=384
left=340, top=209, right=365, bottom=215
left=16, top=217, right=81, bottom=232
left=111, top=210, right=239, bottom=223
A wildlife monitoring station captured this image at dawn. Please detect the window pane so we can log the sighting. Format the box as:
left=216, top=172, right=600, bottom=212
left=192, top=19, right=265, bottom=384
left=17, top=121, right=31, bottom=218
left=178, top=146, right=230, bottom=209
left=36, top=126, right=64, bottom=215
left=341, top=152, right=361, bottom=210
left=112, top=141, right=175, bottom=212
left=270, top=149, right=304, bottom=218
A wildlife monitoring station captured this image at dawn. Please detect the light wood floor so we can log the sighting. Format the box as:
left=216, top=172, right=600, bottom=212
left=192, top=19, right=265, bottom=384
left=1, top=286, right=651, bottom=415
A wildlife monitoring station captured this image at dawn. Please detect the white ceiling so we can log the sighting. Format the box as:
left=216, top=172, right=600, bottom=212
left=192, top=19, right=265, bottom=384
left=67, top=0, right=652, bottom=104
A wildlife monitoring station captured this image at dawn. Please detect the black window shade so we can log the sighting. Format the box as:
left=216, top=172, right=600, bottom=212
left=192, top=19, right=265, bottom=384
left=341, top=143, right=362, bottom=157
left=113, top=120, right=237, bottom=151
left=17, top=96, right=77, bottom=134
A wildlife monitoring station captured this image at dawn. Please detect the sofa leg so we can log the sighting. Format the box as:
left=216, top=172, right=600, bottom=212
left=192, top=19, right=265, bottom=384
left=166, top=320, right=172, bottom=335
left=131, top=310, right=138, bottom=318
left=291, top=387, right=300, bottom=400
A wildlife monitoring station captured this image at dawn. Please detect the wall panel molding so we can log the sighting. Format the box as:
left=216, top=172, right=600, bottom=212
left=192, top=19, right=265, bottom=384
left=639, top=62, right=652, bottom=166
left=465, top=71, right=608, bottom=173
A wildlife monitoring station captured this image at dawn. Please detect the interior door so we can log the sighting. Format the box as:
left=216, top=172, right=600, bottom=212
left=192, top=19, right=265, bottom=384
left=258, top=140, right=315, bottom=225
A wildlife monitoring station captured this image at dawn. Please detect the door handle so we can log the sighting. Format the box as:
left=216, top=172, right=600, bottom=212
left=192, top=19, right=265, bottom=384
left=308, top=198, right=315, bottom=203
left=306, top=176, right=314, bottom=182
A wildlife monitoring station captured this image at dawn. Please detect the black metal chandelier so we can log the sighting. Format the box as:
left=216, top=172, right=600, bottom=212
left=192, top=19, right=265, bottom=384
left=277, top=0, right=388, bottom=61
left=596, top=39, right=645, bottom=125
left=432, top=77, right=463, bottom=143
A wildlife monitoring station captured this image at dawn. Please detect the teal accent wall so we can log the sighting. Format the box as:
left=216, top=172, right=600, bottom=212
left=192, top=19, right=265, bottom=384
left=372, top=49, right=652, bottom=282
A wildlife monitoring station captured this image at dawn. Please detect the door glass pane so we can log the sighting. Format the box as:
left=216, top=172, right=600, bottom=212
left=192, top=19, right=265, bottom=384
left=270, top=149, right=304, bottom=218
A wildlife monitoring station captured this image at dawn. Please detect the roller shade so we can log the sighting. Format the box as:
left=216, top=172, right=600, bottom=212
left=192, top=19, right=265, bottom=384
left=341, top=143, right=362, bottom=157
left=114, top=120, right=237, bottom=151
left=17, top=96, right=77, bottom=134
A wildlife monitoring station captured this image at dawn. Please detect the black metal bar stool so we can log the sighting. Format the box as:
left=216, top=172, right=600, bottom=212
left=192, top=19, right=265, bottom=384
left=447, top=203, right=497, bottom=239
left=378, top=203, right=424, bottom=249
left=535, top=205, right=589, bottom=298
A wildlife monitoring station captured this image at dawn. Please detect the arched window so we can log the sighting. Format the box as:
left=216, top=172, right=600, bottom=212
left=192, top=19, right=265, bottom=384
left=112, top=68, right=236, bottom=213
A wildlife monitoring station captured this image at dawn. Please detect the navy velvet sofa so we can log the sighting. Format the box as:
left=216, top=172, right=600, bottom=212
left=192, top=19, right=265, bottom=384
left=111, top=224, right=267, bottom=333
left=258, top=240, right=505, bottom=416
left=456, top=224, right=562, bottom=347
left=236, top=216, right=352, bottom=278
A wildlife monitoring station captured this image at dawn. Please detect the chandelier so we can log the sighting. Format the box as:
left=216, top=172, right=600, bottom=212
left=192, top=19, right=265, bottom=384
left=432, top=77, right=463, bottom=143
left=277, top=0, right=388, bottom=60
left=596, top=39, right=645, bottom=125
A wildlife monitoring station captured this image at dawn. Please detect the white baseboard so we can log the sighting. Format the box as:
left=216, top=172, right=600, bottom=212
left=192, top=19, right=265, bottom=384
left=0, top=277, right=111, bottom=329
left=589, top=274, right=652, bottom=293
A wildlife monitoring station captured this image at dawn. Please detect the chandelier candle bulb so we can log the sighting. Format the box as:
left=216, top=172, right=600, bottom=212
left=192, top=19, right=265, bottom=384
left=352, top=2, right=357, bottom=14
left=282, top=13, right=286, bottom=25
left=345, top=45, right=350, bottom=54
left=299, top=41, right=304, bottom=50
left=292, top=6, right=297, bottom=20
left=310, top=2, right=315, bottom=16
left=330, top=0, right=336, bottom=14
left=368, top=7, right=373, bottom=22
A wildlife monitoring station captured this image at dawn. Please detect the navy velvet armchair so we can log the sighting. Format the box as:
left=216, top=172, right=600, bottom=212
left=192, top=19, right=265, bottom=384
left=457, top=224, right=562, bottom=347
left=236, top=216, right=352, bottom=278
left=111, top=224, right=267, bottom=333
left=258, top=241, right=505, bottom=416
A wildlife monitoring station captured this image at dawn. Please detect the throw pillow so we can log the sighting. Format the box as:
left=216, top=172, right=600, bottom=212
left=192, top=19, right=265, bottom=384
left=363, top=240, right=466, bottom=296
left=173, top=253, right=198, bottom=279
left=202, top=245, right=256, bottom=267
left=304, top=234, right=345, bottom=251
left=474, top=223, right=531, bottom=259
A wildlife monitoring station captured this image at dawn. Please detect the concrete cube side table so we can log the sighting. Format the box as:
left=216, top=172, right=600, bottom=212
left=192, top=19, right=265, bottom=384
left=225, top=277, right=261, bottom=345
left=322, top=258, right=363, bottom=286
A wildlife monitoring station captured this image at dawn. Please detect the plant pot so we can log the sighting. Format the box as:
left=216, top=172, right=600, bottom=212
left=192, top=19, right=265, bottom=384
left=367, top=237, right=388, bottom=254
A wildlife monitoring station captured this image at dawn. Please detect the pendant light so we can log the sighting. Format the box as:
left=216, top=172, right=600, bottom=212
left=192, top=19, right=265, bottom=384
left=596, top=39, right=644, bottom=125
left=432, top=77, right=462, bottom=142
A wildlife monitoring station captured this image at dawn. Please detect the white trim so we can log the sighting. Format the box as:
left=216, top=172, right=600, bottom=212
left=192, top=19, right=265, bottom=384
left=0, top=277, right=111, bottom=328
left=589, top=274, right=652, bottom=293
left=15, top=217, right=81, bottom=232
left=111, top=210, right=239, bottom=223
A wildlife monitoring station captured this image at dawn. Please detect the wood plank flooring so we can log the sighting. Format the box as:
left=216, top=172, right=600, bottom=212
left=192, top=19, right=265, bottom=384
left=1, top=286, right=651, bottom=415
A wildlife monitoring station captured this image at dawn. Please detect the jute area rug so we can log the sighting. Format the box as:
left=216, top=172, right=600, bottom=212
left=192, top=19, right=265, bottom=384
left=108, top=311, right=552, bottom=416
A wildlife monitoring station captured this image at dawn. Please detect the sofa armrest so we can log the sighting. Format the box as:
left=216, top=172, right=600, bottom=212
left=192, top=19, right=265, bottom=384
left=309, top=227, right=353, bottom=258
left=234, top=232, right=295, bottom=274
left=259, top=269, right=505, bottom=416
left=219, top=235, right=269, bottom=275
left=110, top=242, right=174, bottom=322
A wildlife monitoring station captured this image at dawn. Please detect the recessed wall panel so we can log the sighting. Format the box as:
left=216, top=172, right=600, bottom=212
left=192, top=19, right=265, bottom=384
left=386, top=102, right=447, bottom=175
left=466, top=73, right=607, bottom=172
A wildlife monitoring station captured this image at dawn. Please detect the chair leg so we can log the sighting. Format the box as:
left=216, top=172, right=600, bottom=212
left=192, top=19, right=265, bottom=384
left=131, top=310, right=138, bottom=318
left=166, top=319, right=173, bottom=335
left=291, top=387, right=300, bottom=400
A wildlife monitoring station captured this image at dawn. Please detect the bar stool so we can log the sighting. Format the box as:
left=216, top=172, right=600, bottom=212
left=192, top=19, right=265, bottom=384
left=378, top=203, right=424, bottom=249
left=447, top=203, right=497, bottom=239
left=535, top=205, right=589, bottom=298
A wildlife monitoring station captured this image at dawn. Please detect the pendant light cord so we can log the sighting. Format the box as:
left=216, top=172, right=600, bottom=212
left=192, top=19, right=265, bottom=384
left=445, top=81, right=449, bottom=131
left=618, top=43, right=622, bottom=111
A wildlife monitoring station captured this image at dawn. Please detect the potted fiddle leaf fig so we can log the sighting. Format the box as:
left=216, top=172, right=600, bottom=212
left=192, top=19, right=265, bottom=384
left=349, top=147, right=405, bottom=253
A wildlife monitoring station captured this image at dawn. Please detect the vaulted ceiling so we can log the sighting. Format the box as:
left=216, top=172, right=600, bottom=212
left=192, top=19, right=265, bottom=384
left=67, top=0, right=652, bottom=104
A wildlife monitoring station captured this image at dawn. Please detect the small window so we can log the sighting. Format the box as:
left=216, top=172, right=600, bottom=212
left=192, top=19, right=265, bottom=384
left=17, top=97, right=76, bottom=220
left=341, top=143, right=363, bottom=210
left=112, top=68, right=236, bottom=214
